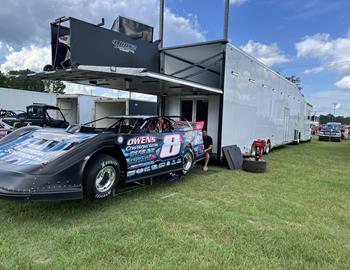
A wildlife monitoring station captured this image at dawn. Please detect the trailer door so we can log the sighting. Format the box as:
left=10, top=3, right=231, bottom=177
left=284, top=107, right=290, bottom=142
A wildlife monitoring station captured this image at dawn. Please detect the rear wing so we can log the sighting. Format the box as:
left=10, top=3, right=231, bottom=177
left=176, top=120, right=204, bottom=131
left=167, top=116, right=204, bottom=131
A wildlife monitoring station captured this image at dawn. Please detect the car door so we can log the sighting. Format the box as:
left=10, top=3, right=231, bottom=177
left=125, top=118, right=182, bottom=180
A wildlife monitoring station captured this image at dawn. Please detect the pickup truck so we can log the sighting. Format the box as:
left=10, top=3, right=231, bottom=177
left=318, top=122, right=342, bottom=142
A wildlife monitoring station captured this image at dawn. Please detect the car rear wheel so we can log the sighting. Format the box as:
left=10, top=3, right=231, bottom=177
left=182, top=151, right=194, bottom=175
left=84, top=154, right=120, bottom=199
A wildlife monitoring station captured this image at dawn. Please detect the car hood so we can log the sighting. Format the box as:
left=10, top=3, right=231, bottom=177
left=0, top=128, right=97, bottom=167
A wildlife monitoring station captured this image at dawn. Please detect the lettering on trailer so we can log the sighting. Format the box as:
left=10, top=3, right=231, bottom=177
left=112, top=40, right=137, bottom=54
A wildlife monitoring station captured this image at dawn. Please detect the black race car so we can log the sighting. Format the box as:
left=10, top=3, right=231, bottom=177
left=0, top=116, right=205, bottom=201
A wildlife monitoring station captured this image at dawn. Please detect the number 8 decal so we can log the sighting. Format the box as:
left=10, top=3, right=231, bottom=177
left=160, top=134, right=182, bottom=159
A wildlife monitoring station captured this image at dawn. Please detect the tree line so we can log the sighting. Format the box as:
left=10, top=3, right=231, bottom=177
left=319, top=114, right=350, bottom=125
left=0, top=69, right=65, bottom=94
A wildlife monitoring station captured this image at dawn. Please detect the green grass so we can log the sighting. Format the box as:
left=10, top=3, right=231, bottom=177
left=0, top=138, right=349, bottom=270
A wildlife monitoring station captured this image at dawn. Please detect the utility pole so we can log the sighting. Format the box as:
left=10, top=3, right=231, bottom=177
left=332, top=102, right=337, bottom=121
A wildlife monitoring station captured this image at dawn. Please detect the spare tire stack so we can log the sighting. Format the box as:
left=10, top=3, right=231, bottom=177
left=242, top=158, right=267, bottom=173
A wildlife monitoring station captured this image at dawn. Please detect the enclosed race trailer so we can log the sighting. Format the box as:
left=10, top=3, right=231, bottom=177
left=30, top=12, right=312, bottom=158
left=57, top=94, right=157, bottom=126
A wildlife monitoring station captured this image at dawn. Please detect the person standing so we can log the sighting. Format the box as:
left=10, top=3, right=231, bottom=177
left=202, top=130, right=213, bottom=171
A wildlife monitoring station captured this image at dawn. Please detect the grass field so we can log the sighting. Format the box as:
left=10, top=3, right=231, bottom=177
left=0, top=138, right=349, bottom=270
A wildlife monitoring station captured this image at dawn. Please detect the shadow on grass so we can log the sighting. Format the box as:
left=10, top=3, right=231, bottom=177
left=0, top=174, right=192, bottom=222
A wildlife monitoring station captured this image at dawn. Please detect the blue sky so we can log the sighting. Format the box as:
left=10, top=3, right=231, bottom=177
left=0, top=0, right=349, bottom=115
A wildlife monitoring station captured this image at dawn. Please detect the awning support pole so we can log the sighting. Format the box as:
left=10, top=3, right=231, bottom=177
left=224, top=0, right=230, bottom=41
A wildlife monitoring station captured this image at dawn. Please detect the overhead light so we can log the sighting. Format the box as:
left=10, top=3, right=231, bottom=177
left=249, top=78, right=255, bottom=83
left=231, top=71, right=240, bottom=77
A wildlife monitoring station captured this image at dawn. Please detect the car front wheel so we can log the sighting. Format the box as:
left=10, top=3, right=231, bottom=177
left=84, top=154, right=120, bottom=199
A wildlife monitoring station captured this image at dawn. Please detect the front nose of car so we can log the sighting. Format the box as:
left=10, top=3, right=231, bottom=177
left=0, top=169, right=37, bottom=199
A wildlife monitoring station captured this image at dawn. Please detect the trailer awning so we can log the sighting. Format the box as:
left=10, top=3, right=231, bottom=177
left=29, top=65, right=222, bottom=96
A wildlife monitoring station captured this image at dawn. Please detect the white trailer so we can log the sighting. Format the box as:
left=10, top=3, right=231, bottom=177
left=31, top=6, right=312, bottom=159
left=57, top=94, right=157, bottom=127
left=34, top=40, right=312, bottom=157
left=0, top=87, right=57, bottom=112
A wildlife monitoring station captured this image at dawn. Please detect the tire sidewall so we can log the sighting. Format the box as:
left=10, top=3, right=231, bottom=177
left=264, top=141, right=271, bottom=155
left=85, top=155, right=120, bottom=199
left=182, top=151, right=194, bottom=175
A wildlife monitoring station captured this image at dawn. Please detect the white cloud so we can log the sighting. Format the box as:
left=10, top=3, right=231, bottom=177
left=240, top=40, right=289, bottom=66
left=0, top=45, right=50, bottom=73
left=304, top=66, right=325, bottom=75
left=307, top=90, right=350, bottom=116
left=335, top=75, right=350, bottom=89
left=230, top=0, right=249, bottom=6
left=296, top=32, right=350, bottom=89
left=0, top=42, right=14, bottom=61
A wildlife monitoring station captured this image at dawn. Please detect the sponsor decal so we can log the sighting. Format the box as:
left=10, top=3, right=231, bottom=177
left=0, top=130, right=97, bottom=166
left=117, top=136, right=124, bottom=144
left=127, top=136, right=157, bottom=146
left=112, top=39, right=137, bottom=54
left=127, top=158, right=182, bottom=177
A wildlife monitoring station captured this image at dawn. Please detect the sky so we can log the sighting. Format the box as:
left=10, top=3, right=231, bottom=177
left=0, top=0, right=349, bottom=115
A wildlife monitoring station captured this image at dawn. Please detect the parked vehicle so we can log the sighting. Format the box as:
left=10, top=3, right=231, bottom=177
left=319, top=122, right=342, bottom=142
left=0, top=120, right=13, bottom=139
left=0, top=116, right=205, bottom=201
left=3, top=104, right=69, bottom=129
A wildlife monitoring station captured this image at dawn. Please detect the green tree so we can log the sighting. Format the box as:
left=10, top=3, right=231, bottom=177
left=43, top=80, right=66, bottom=94
left=285, top=75, right=302, bottom=91
left=0, top=69, right=65, bottom=94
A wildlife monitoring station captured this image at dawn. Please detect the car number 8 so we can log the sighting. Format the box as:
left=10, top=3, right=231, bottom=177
left=160, top=134, right=182, bottom=159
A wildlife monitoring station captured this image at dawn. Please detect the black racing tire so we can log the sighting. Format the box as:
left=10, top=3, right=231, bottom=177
left=242, top=159, right=267, bottom=173
left=84, top=154, right=120, bottom=199
left=182, top=150, right=194, bottom=175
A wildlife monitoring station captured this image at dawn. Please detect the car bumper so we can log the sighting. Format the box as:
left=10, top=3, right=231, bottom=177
left=0, top=188, right=83, bottom=201
left=0, top=169, right=83, bottom=201
left=319, top=135, right=341, bottom=141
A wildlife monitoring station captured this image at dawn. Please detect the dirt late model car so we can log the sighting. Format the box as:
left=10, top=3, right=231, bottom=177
left=0, top=116, right=205, bottom=201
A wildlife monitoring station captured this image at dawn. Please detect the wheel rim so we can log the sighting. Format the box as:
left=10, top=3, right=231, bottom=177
left=251, top=147, right=256, bottom=156
left=266, top=144, right=270, bottom=154
left=95, top=166, right=116, bottom=193
left=183, top=152, right=193, bottom=172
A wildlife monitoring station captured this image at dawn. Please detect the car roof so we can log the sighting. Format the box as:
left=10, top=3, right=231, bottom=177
left=326, top=122, right=341, bottom=125
left=107, top=115, right=159, bottom=119
left=28, top=104, right=60, bottom=109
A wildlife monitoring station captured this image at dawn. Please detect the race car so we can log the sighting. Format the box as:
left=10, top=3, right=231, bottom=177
left=0, top=116, right=205, bottom=201
left=0, top=119, right=13, bottom=139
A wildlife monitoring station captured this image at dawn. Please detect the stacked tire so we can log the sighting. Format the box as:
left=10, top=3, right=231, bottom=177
left=242, top=159, right=267, bottom=173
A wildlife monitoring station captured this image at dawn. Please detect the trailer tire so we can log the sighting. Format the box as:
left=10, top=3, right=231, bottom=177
left=264, top=141, right=271, bottom=155
left=84, top=154, right=120, bottom=200
left=242, top=159, right=267, bottom=173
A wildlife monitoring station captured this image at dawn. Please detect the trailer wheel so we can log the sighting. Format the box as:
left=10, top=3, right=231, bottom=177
left=250, top=146, right=258, bottom=157
left=182, top=151, right=194, bottom=175
left=84, top=154, right=120, bottom=199
left=264, top=141, right=271, bottom=155
left=242, top=159, right=267, bottom=173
